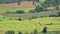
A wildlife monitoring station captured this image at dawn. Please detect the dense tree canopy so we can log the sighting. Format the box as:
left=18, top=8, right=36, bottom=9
left=42, top=0, right=60, bottom=7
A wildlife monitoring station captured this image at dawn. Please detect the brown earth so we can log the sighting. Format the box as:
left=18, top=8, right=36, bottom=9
left=2, top=1, right=39, bottom=8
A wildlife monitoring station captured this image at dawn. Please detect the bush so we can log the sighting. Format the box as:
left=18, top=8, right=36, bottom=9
left=5, top=11, right=10, bottom=14
left=16, top=10, right=25, bottom=14
left=5, top=11, right=15, bottom=14
left=57, top=12, right=60, bottom=16
left=5, top=31, right=14, bottom=34
left=18, top=31, right=22, bottom=34
left=3, top=17, right=5, bottom=18
left=50, top=22, right=53, bottom=25
left=29, top=10, right=36, bottom=13
left=33, top=29, right=38, bottom=34
left=29, top=18, right=32, bottom=20
left=32, top=16, right=37, bottom=19
left=29, top=6, right=44, bottom=13
left=34, top=6, right=44, bottom=12
left=40, top=16, right=43, bottom=18
left=18, top=18, right=22, bottom=21
left=49, top=14, right=57, bottom=17
left=42, top=26, right=47, bottom=33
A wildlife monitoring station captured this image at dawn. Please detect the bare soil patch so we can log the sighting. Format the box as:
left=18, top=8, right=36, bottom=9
left=2, top=1, right=39, bottom=8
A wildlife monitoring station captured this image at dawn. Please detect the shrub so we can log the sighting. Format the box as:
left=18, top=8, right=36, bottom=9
left=30, top=32, right=33, bottom=34
left=29, top=18, right=32, bottom=20
left=33, top=29, right=38, bottom=34
left=42, top=26, right=47, bottom=33
left=50, top=22, right=53, bottom=25
left=5, top=31, right=14, bottom=34
left=49, top=14, right=57, bottom=17
left=3, top=17, right=5, bottom=18
left=56, top=6, right=59, bottom=10
left=34, top=6, right=44, bottom=12
left=29, top=10, right=36, bottom=13
left=57, top=12, right=60, bottom=16
left=40, top=16, right=43, bottom=18
left=29, top=6, right=44, bottom=13
left=18, top=18, right=22, bottom=21
left=18, top=31, right=22, bottom=34
left=32, top=16, right=37, bottom=19
left=16, top=10, right=25, bottom=14
left=5, top=11, right=10, bottom=14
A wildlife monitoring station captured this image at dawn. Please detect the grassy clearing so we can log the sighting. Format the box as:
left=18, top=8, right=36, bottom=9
left=0, top=17, right=60, bottom=32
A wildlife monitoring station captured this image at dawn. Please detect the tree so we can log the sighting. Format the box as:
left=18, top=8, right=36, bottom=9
left=42, top=0, right=60, bottom=8
left=42, top=0, right=54, bottom=7
left=6, top=0, right=9, bottom=4
left=35, top=6, right=44, bottom=12
left=29, top=6, right=44, bottom=13
left=53, top=0, right=60, bottom=6
left=42, top=26, right=47, bottom=33
left=0, top=2, right=1, bottom=4
left=36, top=0, right=39, bottom=2
left=5, top=31, right=14, bottom=34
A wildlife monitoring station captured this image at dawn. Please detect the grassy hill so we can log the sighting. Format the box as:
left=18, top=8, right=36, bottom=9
left=0, top=0, right=60, bottom=34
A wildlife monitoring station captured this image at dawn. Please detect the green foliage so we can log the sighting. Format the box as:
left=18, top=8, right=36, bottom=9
left=57, top=12, right=60, bottom=16
left=33, top=0, right=39, bottom=2
left=35, top=6, right=44, bottom=12
left=49, top=14, right=57, bottom=17
left=29, top=10, right=36, bottom=13
left=56, top=6, right=60, bottom=10
left=16, top=10, right=25, bottom=14
left=18, top=18, right=22, bottom=21
left=18, top=31, right=22, bottom=34
left=33, top=29, right=38, bottom=34
left=32, top=16, right=37, bottom=19
left=5, top=31, right=14, bottom=34
left=42, top=26, right=47, bottom=33
left=42, top=0, right=60, bottom=7
left=29, top=6, right=44, bottom=13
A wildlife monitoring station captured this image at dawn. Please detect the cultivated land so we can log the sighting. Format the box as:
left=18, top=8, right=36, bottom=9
left=0, top=0, right=60, bottom=34
left=0, top=16, right=60, bottom=34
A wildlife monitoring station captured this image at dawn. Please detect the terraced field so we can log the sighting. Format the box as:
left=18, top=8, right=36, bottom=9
left=0, top=5, right=35, bottom=13
left=0, top=15, right=60, bottom=34
left=0, top=0, right=60, bottom=34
